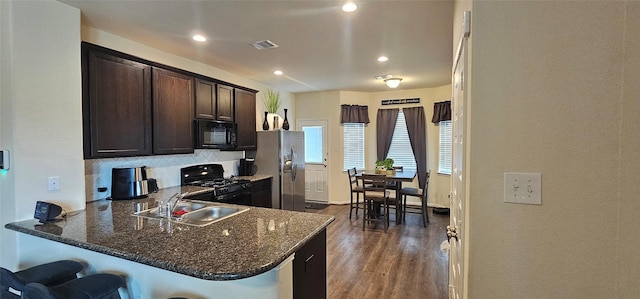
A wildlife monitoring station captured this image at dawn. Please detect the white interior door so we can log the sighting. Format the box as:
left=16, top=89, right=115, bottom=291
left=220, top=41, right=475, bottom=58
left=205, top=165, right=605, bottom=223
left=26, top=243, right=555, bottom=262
left=298, top=119, right=328, bottom=203
left=449, top=12, right=470, bottom=299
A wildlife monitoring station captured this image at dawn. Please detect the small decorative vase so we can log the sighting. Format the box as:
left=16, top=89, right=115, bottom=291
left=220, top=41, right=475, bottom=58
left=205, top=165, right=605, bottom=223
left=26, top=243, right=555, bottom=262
left=262, top=111, right=269, bottom=131
left=282, top=109, right=290, bottom=130
left=266, top=113, right=281, bottom=130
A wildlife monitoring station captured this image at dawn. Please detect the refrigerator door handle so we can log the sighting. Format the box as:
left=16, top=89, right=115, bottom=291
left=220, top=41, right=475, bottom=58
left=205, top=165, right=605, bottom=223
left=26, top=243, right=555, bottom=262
left=290, top=145, right=297, bottom=181
left=283, top=159, right=292, bottom=173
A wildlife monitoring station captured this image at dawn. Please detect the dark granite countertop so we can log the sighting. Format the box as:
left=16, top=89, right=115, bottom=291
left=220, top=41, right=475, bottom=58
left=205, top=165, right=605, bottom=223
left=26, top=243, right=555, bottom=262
left=234, top=174, right=272, bottom=182
left=4, top=186, right=334, bottom=281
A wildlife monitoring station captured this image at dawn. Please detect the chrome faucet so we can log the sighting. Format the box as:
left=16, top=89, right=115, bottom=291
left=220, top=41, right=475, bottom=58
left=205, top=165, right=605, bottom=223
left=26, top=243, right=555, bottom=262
left=166, top=192, right=188, bottom=216
left=157, top=192, right=187, bottom=217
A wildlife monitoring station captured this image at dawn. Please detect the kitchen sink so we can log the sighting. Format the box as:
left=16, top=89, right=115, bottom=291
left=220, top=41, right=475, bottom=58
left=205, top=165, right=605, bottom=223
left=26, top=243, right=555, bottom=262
left=178, top=206, right=247, bottom=226
left=133, top=200, right=249, bottom=227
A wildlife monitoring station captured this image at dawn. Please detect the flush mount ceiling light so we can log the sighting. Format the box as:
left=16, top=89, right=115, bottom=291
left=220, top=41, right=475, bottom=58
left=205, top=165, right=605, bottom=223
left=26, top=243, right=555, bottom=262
left=384, top=78, right=403, bottom=88
left=274, top=70, right=283, bottom=75
left=342, top=2, right=357, bottom=12
left=377, top=56, right=389, bottom=62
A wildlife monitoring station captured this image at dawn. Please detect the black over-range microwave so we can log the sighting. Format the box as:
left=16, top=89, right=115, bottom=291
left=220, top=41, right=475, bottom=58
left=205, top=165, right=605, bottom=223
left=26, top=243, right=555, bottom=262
left=195, top=120, right=237, bottom=149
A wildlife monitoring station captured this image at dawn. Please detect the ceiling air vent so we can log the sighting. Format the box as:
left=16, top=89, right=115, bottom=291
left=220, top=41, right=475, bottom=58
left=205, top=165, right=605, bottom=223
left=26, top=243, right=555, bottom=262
left=250, top=40, right=279, bottom=50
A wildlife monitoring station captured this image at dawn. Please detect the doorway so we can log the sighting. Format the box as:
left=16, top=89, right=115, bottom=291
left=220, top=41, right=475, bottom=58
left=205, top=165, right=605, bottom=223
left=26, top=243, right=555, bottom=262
left=298, top=119, right=329, bottom=203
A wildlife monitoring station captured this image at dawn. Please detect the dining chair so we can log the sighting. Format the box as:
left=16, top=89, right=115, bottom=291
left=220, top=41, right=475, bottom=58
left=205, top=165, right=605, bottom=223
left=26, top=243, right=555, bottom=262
left=361, top=174, right=395, bottom=232
left=400, top=171, right=431, bottom=227
left=384, top=166, right=404, bottom=191
left=347, top=167, right=364, bottom=219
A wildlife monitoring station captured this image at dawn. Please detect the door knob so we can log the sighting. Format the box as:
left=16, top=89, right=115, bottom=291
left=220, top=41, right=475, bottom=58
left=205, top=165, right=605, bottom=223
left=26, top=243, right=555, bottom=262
left=446, top=225, right=459, bottom=242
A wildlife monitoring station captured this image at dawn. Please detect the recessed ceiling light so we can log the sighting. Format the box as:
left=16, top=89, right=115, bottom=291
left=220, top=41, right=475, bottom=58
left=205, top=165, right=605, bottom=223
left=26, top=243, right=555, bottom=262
left=274, top=70, right=283, bottom=75
left=192, top=34, right=207, bottom=42
left=378, top=56, right=389, bottom=62
left=342, top=2, right=357, bottom=12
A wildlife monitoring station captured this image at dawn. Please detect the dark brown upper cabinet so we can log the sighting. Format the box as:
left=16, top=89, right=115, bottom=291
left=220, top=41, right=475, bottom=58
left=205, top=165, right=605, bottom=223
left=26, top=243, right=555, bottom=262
left=217, top=84, right=234, bottom=122
left=195, top=78, right=216, bottom=120
left=234, top=89, right=257, bottom=150
left=152, top=67, right=195, bottom=155
left=82, top=42, right=259, bottom=157
left=82, top=47, right=152, bottom=159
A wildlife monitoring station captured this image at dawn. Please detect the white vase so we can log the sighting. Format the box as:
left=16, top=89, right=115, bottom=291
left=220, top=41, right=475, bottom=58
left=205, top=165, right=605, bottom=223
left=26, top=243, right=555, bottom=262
left=267, top=113, right=281, bottom=130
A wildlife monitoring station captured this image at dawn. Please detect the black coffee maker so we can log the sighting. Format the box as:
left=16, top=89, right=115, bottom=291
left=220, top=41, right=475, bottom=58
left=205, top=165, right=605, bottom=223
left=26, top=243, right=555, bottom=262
left=238, top=158, right=256, bottom=176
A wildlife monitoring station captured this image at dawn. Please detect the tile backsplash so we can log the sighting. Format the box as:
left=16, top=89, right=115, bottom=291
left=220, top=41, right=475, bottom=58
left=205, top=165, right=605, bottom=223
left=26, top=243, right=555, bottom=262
left=84, top=149, right=244, bottom=201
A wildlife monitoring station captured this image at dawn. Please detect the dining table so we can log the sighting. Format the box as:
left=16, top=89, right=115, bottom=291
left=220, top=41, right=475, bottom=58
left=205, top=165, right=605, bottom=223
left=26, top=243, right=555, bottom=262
left=357, top=169, right=417, bottom=225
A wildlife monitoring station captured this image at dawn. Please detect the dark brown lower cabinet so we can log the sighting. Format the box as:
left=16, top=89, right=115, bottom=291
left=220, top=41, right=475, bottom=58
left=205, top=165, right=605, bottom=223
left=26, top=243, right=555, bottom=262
left=250, top=178, right=272, bottom=208
left=293, top=229, right=327, bottom=299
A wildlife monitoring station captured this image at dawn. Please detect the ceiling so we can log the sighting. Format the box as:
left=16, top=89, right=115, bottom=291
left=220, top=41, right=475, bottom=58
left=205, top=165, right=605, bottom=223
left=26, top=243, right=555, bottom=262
left=60, top=0, right=454, bottom=94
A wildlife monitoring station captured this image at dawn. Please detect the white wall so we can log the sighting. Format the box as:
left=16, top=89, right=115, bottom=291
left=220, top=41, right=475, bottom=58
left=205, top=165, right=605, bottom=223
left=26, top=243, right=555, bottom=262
left=618, top=3, right=640, bottom=296
left=0, top=0, right=83, bottom=269
left=295, top=86, right=452, bottom=208
left=456, top=1, right=640, bottom=297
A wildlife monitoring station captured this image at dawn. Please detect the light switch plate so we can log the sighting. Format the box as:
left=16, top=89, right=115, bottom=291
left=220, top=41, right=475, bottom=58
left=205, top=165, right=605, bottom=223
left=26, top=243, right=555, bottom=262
left=504, top=172, right=542, bottom=205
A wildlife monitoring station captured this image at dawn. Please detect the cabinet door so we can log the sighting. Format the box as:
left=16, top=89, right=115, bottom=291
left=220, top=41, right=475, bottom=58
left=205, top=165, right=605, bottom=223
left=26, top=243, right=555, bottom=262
left=217, top=84, right=234, bottom=122
left=250, top=178, right=272, bottom=208
left=152, top=68, right=194, bottom=155
left=83, top=49, right=152, bottom=159
left=195, top=79, right=215, bottom=119
left=234, top=89, right=257, bottom=150
left=293, top=229, right=327, bottom=299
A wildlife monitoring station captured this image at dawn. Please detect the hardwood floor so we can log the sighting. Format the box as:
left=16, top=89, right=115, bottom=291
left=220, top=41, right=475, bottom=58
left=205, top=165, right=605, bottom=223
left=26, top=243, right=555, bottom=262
left=308, top=204, right=450, bottom=299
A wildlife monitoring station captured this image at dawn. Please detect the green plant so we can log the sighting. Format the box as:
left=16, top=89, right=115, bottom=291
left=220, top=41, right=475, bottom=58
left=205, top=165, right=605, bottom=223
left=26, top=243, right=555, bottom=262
left=375, top=158, right=394, bottom=169
left=263, top=89, right=281, bottom=113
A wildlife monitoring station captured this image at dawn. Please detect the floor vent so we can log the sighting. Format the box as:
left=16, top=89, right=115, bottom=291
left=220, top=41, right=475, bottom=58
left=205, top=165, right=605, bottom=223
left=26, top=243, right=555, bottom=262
left=250, top=40, right=279, bottom=50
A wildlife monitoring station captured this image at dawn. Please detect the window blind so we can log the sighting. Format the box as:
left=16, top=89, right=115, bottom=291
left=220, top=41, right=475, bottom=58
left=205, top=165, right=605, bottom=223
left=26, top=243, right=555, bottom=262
left=438, top=120, right=452, bottom=175
left=386, top=111, right=417, bottom=171
left=343, top=123, right=365, bottom=170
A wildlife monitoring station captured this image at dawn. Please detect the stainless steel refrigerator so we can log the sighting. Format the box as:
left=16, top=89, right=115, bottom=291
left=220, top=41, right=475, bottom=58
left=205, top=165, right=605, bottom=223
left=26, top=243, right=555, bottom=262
left=254, top=130, right=305, bottom=211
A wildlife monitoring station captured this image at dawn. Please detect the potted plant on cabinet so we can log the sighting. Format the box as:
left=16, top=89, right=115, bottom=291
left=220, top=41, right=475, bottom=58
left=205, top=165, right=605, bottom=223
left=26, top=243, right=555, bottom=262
left=262, top=89, right=281, bottom=130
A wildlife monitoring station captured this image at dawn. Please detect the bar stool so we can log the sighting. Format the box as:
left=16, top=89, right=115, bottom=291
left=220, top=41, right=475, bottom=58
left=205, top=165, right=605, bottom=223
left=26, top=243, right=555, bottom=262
left=22, top=273, right=124, bottom=299
left=1, top=260, right=83, bottom=298
left=361, top=174, right=395, bottom=233
left=347, top=167, right=365, bottom=219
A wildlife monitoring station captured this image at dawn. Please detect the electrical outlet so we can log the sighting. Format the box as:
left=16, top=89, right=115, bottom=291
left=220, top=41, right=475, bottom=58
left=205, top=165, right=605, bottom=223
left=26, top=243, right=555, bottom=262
left=504, top=172, right=541, bottom=205
left=48, top=176, right=60, bottom=191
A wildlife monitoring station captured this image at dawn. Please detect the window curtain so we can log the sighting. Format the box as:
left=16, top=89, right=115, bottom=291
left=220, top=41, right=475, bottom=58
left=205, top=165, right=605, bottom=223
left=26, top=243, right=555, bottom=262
left=403, top=107, right=428, bottom=189
left=340, top=105, right=370, bottom=124
left=431, top=101, right=451, bottom=123
left=376, top=108, right=399, bottom=161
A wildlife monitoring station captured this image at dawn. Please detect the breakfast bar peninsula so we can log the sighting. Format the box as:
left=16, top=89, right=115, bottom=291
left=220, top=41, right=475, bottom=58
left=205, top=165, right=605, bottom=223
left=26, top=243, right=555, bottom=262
left=5, top=186, right=334, bottom=299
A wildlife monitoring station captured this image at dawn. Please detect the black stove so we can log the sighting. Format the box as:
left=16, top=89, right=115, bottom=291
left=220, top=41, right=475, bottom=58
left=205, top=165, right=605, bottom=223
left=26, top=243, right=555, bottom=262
left=180, top=164, right=250, bottom=204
